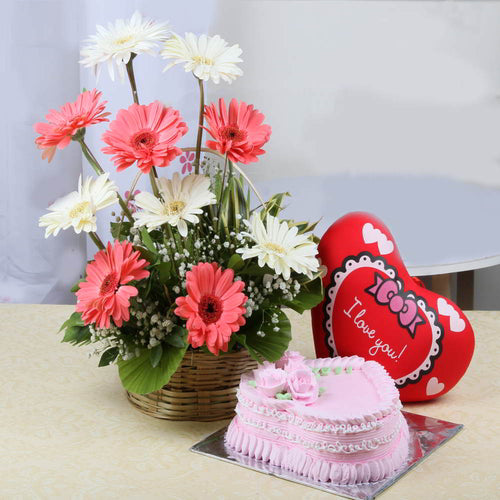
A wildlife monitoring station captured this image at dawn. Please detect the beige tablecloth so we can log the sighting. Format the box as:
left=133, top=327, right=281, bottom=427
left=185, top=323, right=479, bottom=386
left=0, top=305, right=498, bottom=499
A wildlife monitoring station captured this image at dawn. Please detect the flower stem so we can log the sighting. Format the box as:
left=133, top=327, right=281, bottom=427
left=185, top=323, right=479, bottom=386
left=182, top=146, right=267, bottom=209
left=193, top=78, right=205, bottom=174
left=149, top=169, right=160, bottom=197
left=89, top=231, right=105, bottom=250
left=117, top=171, right=142, bottom=239
left=163, top=229, right=180, bottom=279
left=79, top=138, right=105, bottom=175
left=123, top=172, right=142, bottom=218
left=217, top=154, right=229, bottom=231
left=125, top=54, right=139, bottom=105
left=78, top=138, right=134, bottom=223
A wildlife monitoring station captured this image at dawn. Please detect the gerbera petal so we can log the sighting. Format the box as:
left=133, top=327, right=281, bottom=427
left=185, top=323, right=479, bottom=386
left=174, top=262, right=248, bottom=353
left=101, top=102, right=187, bottom=173
left=75, top=241, right=150, bottom=328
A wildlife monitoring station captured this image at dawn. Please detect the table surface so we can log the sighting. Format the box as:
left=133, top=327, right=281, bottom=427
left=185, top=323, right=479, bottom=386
left=1, top=304, right=498, bottom=500
left=256, top=175, right=500, bottom=276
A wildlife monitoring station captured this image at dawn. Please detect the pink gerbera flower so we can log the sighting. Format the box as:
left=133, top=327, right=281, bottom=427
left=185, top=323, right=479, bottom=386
left=76, top=240, right=150, bottom=329
left=174, top=262, right=247, bottom=355
left=34, top=89, right=110, bottom=162
left=101, top=101, right=188, bottom=174
left=203, top=98, right=272, bottom=164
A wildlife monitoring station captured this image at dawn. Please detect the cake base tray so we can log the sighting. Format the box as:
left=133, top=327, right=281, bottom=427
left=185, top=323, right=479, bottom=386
left=190, top=411, right=463, bottom=500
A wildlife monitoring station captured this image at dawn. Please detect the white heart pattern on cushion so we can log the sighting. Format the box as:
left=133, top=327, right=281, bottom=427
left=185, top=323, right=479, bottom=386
left=426, top=377, right=445, bottom=396
left=362, top=223, right=394, bottom=255
left=437, top=298, right=466, bottom=333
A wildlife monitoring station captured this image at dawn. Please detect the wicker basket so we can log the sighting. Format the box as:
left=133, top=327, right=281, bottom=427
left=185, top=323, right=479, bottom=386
left=126, top=348, right=258, bottom=421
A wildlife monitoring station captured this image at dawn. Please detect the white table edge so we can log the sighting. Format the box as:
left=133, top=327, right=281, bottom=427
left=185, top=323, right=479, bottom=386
left=407, top=254, right=500, bottom=276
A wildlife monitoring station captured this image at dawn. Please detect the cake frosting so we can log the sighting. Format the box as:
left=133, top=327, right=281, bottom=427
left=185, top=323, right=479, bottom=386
left=225, top=352, right=409, bottom=484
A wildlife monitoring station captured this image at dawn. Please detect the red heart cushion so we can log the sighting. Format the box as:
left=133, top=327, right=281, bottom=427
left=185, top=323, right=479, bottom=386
left=311, top=212, right=474, bottom=402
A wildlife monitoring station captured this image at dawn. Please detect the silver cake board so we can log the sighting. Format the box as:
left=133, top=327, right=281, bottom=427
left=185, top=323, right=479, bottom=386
left=190, top=411, right=463, bottom=500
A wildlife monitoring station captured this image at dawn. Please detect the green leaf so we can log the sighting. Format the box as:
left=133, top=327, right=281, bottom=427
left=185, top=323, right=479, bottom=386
left=288, top=219, right=321, bottom=235
left=227, top=253, right=245, bottom=272
left=263, top=192, right=290, bottom=217
left=286, top=277, right=324, bottom=314
left=135, top=246, right=157, bottom=265
left=140, top=227, right=156, bottom=253
left=235, top=175, right=249, bottom=220
left=157, top=261, right=173, bottom=284
left=70, top=279, right=85, bottom=293
left=149, top=344, right=163, bottom=368
left=110, top=221, right=132, bottom=241
left=117, top=343, right=188, bottom=394
left=62, top=325, right=91, bottom=345
left=59, top=311, right=84, bottom=332
left=98, top=347, right=119, bottom=367
left=239, top=264, right=273, bottom=276
left=229, top=176, right=240, bottom=230
left=164, top=335, right=186, bottom=348
left=238, top=309, right=292, bottom=362
left=164, top=326, right=188, bottom=348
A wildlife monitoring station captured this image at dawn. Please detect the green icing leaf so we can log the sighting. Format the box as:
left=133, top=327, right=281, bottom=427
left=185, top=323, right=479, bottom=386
left=346, top=366, right=353, bottom=374
left=276, top=392, right=292, bottom=400
left=118, top=343, right=187, bottom=394
left=320, top=367, right=331, bottom=376
left=319, top=387, right=326, bottom=395
left=334, top=366, right=342, bottom=375
left=247, top=380, right=257, bottom=388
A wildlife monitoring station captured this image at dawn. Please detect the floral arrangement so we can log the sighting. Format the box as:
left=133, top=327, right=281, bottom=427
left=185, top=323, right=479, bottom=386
left=35, top=12, right=323, bottom=395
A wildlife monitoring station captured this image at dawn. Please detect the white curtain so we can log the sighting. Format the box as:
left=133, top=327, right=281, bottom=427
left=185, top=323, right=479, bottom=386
left=1, top=0, right=84, bottom=304
left=2, top=0, right=500, bottom=305
left=0, top=0, right=215, bottom=304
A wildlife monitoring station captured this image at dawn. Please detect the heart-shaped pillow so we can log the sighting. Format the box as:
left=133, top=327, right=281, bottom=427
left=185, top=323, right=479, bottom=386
left=311, top=212, right=475, bottom=402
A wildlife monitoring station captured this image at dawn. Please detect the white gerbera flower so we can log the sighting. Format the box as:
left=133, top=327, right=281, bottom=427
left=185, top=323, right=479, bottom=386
left=237, top=214, right=320, bottom=280
left=134, top=173, right=216, bottom=237
left=39, top=174, right=118, bottom=237
left=80, top=11, right=171, bottom=81
left=161, top=33, right=243, bottom=84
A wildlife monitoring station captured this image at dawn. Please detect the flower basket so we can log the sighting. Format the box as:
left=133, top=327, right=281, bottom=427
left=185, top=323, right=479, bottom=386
left=126, top=348, right=257, bottom=421
left=38, top=11, right=325, bottom=422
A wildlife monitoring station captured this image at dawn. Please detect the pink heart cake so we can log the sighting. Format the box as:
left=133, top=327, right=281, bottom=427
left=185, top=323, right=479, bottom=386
left=225, top=352, right=409, bottom=484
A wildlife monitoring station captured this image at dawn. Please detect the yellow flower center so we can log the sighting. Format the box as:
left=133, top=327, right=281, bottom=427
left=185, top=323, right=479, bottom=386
left=164, top=201, right=186, bottom=216
left=263, top=242, right=286, bottom=255
left=114, top=35, right=134, bottom=46
left=69, top=201, right=91, bottom=219
left=193, top=55, right=214, bottom=65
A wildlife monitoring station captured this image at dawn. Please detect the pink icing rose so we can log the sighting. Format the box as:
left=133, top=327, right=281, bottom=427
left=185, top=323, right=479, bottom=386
left=287, top=368, right=319, bottom=405
left=275, top=351, right=306, bottom=372
left=253, top=363, right=287, bottom=398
